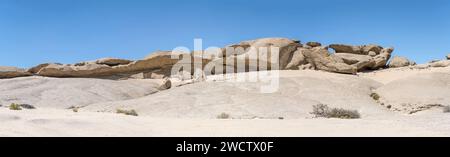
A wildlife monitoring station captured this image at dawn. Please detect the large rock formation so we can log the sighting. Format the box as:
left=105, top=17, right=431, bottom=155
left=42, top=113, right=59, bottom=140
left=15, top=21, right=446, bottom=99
left=36, top=52, right=211, bottom=79
left=0, top=66, right=32, bottom=79
left=219, top=38, right=302, bottom=71
left=329, top=44, right=393, bottom=71
left=216, top=38, right=391, bottom=74
left=447, top=54, right=450, bottom=60
left=302, top=47, right=357, bottom=74
left=2, top=38, right=397, bottom=79
left=388, top=56, right=415, bottom=68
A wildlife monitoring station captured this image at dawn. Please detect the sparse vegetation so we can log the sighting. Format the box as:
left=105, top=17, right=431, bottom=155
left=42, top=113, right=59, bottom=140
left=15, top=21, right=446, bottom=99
left=311, top=104, right=361, bottom=119
left=116, top=109, right=138, bottom=116
left=443, top=106, right=450, bottom=113
left=9, top=103, right=22, bottom=110
left=217, top=112, right=230, bottom=119
left=327, top=108, right=361, bottom=119
left=311, top=104, right=329, bottom=118
left=68, top=106, right=79, bottom=112
left=370, top=92, right=380, bottom=101
left=19, top=104, right=35, bottom=109
left=6, top=103, right=35, bottom=110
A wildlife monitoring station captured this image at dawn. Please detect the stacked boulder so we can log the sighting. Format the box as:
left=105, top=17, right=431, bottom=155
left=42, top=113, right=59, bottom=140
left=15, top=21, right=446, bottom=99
left=388, top=56, right=416, bottom=68
left=214, top=38, right=393, bottom=74
left=328, top=44, right=394, bottom=71
left=214, top=38, right=302, bottom=73
left=433, top=54, right=450, bottom=67
left=301, top=46, right=357, bottom=74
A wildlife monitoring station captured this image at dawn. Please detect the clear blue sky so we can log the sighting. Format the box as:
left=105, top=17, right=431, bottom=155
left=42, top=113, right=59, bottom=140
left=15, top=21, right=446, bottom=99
left=1, top=0, right=449, bottom=68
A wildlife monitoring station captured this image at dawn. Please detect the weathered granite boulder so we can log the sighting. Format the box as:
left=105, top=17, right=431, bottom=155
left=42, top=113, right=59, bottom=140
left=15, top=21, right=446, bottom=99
left=329, top=44, right=363, bottom=54
left=37, top=63, right=112, bottom=78
left=388, top=56, right=415, bottom=68
left=0, top=66, right=32, bottom=79
left=28, top=63, right=53, bottom=74
left=306, top=42, right=322, bottom=48
left=361, top=44, right=383, bottom=55
left=95, top=58, right=132, bottom=66
left=220, top=38, right=302, bottom=70
left=327, top=44, right=393, bottom=71
left=329, top=44, right=383, bottom=55
left=328, top=44, right=393, bottom=71
left=303, top=47, right=357, bottom=74
left=285, top=47, right=308, bottom=70
left=430, top=60, right=450, bottom=67
left=373, top=47, right=394, bottom=69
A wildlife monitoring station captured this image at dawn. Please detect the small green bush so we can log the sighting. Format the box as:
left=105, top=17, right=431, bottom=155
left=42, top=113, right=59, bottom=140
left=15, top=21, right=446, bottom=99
left=217, top=113, right=230, bottom=119
left=370, top=93, right=380, bottom=101
left=9, top=103, right=22, bottom=110
left=116, top=109, right=138, bottom=116
left=311, top=104, right=361, bottom=119
left=327, top=108, right=361, bottom=119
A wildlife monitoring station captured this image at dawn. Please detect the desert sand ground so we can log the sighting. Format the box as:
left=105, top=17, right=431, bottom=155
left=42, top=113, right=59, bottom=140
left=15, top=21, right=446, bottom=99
left=1, top=66, right=450, bottom=136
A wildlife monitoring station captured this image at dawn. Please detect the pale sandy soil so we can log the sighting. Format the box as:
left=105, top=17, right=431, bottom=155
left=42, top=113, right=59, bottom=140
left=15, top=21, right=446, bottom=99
left=0, top=77, right=164, bottom=108
left=359, top=65, right=450, bottom=84
left=360, top=66, right=450, bottom=113
left=1, top=108, right=449, bottom=137
left=1, top=67, right=450, bottom=137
